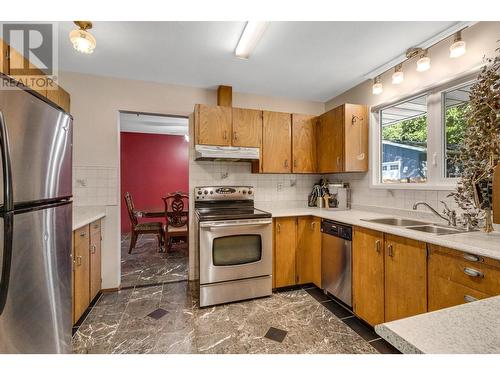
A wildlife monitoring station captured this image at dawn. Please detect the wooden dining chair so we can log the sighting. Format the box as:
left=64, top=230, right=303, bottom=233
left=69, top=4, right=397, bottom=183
left=124, top=192, right=163, bottom=254
left=162, top=192, right=189, bottom=252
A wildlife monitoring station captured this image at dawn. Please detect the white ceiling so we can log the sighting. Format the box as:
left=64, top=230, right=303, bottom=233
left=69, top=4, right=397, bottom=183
left=57, top=21, right=460, bottom=102
left=120, top=112, right=188, bottom=135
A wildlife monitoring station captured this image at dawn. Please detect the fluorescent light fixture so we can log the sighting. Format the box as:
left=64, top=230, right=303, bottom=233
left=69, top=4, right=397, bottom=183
left=234, top=21, right=268, bottom=59
left=392, top=64, right=404, bottom=84
left=450, top=31, right=466, bottom=58
left=372, top=76, right=383, bottom=95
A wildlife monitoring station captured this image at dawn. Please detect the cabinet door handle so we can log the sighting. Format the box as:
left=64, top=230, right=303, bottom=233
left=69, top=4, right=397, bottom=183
left=464, top=294, right=478, bottom=303
left=463, top=267, right=484, bottom=278
left=293, top=160, right=297, bottom=168
left=80, top=231, right=86, bottom=237
left=387, top=244, right=393, bottom=257
left=463, top=253, right=482, bottom=262
left=223, top=130, right=228, bottom=140
left=311, top=221, right=316, bottom=230
left=375, top=240, right=381, bottom=253
left=284, top=160, right=289, bottom=168
left=90, top=244, right=96, bottom=254
left=233, top=131, right=238, bottom=141
left=76, top=255, right=82, bottom=266
left=336, top=157, right=340, bottom=167
left=277, top=223, right=281, bottom=234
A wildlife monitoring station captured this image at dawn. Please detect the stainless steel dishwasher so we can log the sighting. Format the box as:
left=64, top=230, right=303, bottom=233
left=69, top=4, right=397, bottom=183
left=321, top=219, right=352, bottom=307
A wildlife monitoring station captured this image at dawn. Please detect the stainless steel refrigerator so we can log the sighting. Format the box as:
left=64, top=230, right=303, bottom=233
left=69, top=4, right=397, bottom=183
left=0, top=80, right=73, bottom=353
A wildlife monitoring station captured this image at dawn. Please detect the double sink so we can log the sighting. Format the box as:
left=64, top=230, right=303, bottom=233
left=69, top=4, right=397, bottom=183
left=361, top=217, right=472, bottom=235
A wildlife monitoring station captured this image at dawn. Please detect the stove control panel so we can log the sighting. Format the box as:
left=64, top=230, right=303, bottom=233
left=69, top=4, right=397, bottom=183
left=195, top=186, right=254, bottom=201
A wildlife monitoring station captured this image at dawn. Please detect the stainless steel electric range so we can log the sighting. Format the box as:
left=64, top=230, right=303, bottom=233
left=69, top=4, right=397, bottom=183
left=194, top=186, right=272, bottom=307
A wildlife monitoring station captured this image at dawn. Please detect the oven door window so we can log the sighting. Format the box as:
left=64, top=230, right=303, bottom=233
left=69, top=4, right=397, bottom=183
left=212, top=235, right=262, bottom=266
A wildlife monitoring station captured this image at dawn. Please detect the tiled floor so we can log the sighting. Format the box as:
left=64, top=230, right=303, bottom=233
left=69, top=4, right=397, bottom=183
left=120, top=233, right=188, bottom=288
left=72, top=282, right=400, bottom=354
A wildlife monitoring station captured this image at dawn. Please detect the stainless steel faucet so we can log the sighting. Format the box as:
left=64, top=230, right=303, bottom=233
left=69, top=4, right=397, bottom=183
left=412, top=201, right=457, bottom=227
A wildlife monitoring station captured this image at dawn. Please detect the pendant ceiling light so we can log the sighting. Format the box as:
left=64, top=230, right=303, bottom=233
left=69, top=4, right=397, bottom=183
left=392, top=64, right=404, bottom=84
left=450, top=31, right=466, bottom=58
left=372, top=76, right=383, bottom=95
left=69, top=21, right=96, bottom=54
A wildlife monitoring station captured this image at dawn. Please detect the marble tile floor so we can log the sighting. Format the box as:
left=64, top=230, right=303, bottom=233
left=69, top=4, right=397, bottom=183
left=72, top=282, right=400, bottom=354
left=121, top=233, right=188, bottom=288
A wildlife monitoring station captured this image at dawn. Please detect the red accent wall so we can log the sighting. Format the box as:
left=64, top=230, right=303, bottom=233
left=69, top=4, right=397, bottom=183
left=120, top=132, right=189, bottom=233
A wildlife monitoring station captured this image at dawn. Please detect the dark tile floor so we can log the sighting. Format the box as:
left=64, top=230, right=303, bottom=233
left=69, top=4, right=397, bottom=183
left=72, top=282, right=399, bottom=354
left=120, top=233, right=188, bottom=288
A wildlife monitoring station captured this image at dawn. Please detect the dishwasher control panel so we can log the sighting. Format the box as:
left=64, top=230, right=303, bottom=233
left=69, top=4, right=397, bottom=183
left=321, top=219, right=352, bottom=240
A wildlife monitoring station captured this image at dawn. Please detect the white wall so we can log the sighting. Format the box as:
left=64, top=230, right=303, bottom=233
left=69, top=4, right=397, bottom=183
left=59, top=71, right=324, bottom=287
left=324, top=21, right=500, bottom=217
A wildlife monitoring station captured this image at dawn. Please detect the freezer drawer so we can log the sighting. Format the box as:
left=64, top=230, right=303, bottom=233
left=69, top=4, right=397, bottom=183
left=0, top=86, right=72, bottom=209
left=0, top=202, right=72, bottom=353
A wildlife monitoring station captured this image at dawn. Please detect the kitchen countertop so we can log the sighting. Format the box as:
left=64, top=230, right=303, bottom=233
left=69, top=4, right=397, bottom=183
left=73, top=206, right=106, bottom=230
left=258, top=207, right=500, bottom=261
left=374, top=295, right=500, bottom=353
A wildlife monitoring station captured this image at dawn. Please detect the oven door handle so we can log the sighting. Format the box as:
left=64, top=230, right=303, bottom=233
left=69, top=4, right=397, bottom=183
left=200, top=220, right=272, bottom=229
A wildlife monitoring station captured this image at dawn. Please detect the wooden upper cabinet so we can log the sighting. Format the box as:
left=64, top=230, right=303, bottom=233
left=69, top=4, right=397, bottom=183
left=262, top=111, right=292, bottom=173
left=232, top=108, right=262, bottom=147
left=195, top=104, right=232, bottom=146
left=384, top=234, right=427, bottom=322
left=352, top=227, right=385, bottom=326
left=344, top=104, right=368, bottom=172
left=274, top=217, right=297, bottom=288
left=292, top=114, right=317, bottom=173
left=494, top=164, right=499, bottom=224
left=46, top=84, right=71, bottom=113
left=296, top=216, right=321, bottom=286
left=317, top=104, right=368, bottom=173
left=7, top=45, right=47, bottom=97
left=0, top=39, right=8, bottom=74
left=317, top=106, right=343, bottom=173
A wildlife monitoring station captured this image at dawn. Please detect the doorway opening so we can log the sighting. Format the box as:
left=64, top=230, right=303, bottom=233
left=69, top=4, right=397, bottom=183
left=119, top=111, right=189, bottom=288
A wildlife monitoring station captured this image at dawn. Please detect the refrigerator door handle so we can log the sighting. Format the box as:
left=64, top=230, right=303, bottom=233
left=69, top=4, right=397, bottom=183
left=0, top=111, right=14, bottom=211
left=0, top=212, right=13, bottom=315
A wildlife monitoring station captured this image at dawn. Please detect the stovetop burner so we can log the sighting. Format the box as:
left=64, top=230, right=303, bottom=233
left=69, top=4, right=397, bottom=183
left=194, top=186, right=271, bottom=221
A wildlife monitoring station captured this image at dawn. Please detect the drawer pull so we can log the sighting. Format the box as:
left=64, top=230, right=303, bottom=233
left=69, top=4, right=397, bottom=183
left=375, top=240, right=381, bottom=253
left=464, top=294, right=478, bottom=303
left=463, top=267, right=484, bottom=278
left=387, top=244, right=394, bottom=257
left=463, top=253, right=482, bottom=262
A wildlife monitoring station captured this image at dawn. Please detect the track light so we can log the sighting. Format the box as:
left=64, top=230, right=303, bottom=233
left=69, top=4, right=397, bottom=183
left=392, top=64, right=404, bottom=84
left=450, top=31, right=466, bottom=58
left=416, top=50, right=431, bottom=72
left=372, top=76, right=383, bottom=95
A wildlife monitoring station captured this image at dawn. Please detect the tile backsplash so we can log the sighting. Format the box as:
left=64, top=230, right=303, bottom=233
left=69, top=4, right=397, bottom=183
left=73, top=166, right=118, bottom=206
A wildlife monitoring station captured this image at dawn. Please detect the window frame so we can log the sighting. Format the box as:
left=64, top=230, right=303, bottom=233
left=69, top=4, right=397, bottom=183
left=370, top=74, right=476, bottom=190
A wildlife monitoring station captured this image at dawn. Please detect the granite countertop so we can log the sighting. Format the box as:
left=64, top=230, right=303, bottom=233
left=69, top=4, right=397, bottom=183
left=257, top=207, right=500, bottom=261
left=73, top=206, right=106, bottom=230
left=374, top=296, right=500, bottom=353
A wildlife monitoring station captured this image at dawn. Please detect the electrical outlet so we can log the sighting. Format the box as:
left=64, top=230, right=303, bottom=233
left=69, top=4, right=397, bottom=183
left=277, top=183, right=283, bottom=192
left=76, top=178, right=87, bottom=187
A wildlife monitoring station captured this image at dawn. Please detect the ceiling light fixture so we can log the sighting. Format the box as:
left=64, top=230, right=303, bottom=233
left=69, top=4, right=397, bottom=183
left=69, top=21, right=96, bottom=54
left=372, top=76, right=383, bottom=95
left=234, top=21, right=268, bottom=59
left=392, top=64, right=404, bottom=84
left=416, top=50, right=431, bottom=72
left=449, top=31, right=466, bottom=58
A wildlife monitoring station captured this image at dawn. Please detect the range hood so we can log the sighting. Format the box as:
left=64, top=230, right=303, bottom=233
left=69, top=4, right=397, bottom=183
left=195, top=145, right=259, bottom=161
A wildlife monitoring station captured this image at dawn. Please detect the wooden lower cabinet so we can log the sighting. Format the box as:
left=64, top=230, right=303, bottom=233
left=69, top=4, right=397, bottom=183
left=384, top=234, right=427, bottom=322
left=352, top=227, right=385, bottom=326
left=428, top=244, right=500, bottom=311
left=89, top=220, right=102, bottom=302
left=273, top=217, right=297, bottom=288
left=296, top=216, right=321, bottom=286
left=73, top=220, right=102, bottom=324
left=273, top=216, right=321, bottom=289
left=73, top=225, right=90, bottom=324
